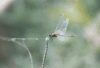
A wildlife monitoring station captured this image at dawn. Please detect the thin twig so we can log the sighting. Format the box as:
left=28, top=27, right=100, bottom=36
left=14, top=41, right=34, bottom=68
left=0, top=36, right=34, bottom=68
left=41, top=37, right=49, bottom=68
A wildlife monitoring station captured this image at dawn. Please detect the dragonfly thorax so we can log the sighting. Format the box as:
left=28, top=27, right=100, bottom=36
left=49, top=33, right=57, bottom=37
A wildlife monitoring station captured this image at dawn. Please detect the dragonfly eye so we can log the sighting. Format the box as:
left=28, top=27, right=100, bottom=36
left=49, top=33, right=52, bottom=37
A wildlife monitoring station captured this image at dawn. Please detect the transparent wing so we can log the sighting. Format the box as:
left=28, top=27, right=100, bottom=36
left=55, top=14, right=69, bottom=41
left=56, top=30, right=64, bottom=41
left=55, top=13, right=65, bottom=32
left=59, top=18, right=69, bottom=35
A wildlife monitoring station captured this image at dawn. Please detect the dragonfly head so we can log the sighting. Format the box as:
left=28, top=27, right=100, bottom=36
left=49, top=33, right=52, bottom=37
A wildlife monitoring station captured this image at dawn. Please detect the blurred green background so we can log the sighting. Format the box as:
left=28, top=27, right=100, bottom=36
left=0, top=0, right=100, bottom=68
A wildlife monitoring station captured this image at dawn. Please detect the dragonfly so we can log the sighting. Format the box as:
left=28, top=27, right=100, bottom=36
left=49, top=14, right=75, bottom=41
left=0, top=14, right=75, bottom=42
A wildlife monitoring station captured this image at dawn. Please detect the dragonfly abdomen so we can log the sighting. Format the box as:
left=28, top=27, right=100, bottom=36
left=59, top=35, right=75, bottom=37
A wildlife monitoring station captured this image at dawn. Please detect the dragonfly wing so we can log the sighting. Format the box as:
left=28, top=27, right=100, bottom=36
left=57, top=35, right=64, bottom=41
left=55, top=14, right=65, bottom=32
left=59, top=18, right=69, bottom=35
left=55, top=14, right=69, bottom=41
left=55, top=30, right=64, bottom=41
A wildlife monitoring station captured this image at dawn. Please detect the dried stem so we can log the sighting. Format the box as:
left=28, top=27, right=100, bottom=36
left=41, top=37, right=49, bottom=68
left=14, top=41, right=34, bottom=68
left=0, top=36, right=34, bottom=68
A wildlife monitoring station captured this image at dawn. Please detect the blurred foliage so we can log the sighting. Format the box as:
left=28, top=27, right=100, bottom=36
left=0, top=0, right=100, bottom=68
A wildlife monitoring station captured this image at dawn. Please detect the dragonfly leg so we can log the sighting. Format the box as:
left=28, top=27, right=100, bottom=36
left=51, top=37, right=53, bottom=42
left=48, top=37, right=53, bottom=42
